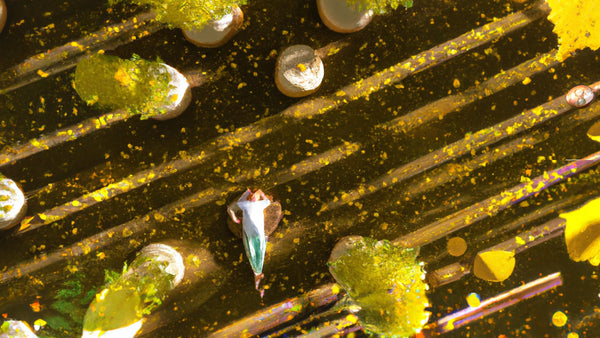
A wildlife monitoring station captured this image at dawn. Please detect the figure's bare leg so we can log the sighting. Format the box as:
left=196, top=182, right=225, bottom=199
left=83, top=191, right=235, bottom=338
left=254, top=272, right=265, bottom=298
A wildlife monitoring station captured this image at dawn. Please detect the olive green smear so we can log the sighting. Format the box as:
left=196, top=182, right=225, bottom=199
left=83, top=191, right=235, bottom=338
left=328, top=237, right=430, bottom=337
left=72, top=53, right=172, bottom=119
left=108, top=0, right=247, bottom=30
left=345, top=0, right=414, bottom=14
left=83, top=257, right=175, bottom=332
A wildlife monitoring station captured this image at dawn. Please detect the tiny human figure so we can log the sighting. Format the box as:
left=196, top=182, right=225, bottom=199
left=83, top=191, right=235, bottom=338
left=228, top=189, right=273, bottom=295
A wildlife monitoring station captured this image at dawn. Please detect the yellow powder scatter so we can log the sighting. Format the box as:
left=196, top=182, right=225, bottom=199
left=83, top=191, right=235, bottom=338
left=522, top=77, right=531, bottom=85
left=153, top=213, right=165, bottom=222
left=552, top=310, right=567, bottom=327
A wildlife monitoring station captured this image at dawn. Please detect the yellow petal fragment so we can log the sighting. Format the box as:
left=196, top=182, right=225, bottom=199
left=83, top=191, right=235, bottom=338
left=561, top=197, right=600, bottom=266
left=473, top=250, right=515, bottom=282
left=588, top=121, right=600, bottom=143
left=546, top=0, right=600, bottom=60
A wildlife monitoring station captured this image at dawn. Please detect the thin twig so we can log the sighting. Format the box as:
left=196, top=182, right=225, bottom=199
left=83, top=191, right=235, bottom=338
left=427, top=215, right=569, bottom=288
left=322, top=80, right=600, bottom=212
left=428, top=192, right=592, bottom=264
left=0, top=11, right=161, bottom=95
left=427, top=272, right=563, bottom=334
left=0, top=69, right=217, bottom=169
left=395, top=150, right=600, bottom=248
left=208, top=284, right=341, bottom=338
left=1, top=0, right=548, bottom=170
left=379, top=49, right=560, bottom=133
left=0, top=143, right=359, bottom=288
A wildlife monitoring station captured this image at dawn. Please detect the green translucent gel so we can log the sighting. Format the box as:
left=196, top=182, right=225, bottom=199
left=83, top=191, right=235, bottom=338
left=73, top=53, right=172, bottom=119
left=344, top=0, right=414, bottom=14
left=328, top=237, right=430, bottom=337
left=83, top=257, right=175, bottom=332
left=109, top=0, right=247, bottom=30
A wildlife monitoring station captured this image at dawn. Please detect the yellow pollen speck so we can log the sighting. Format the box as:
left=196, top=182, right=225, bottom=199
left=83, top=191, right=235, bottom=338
left=552, top=311, right=568, bottom=327
left=296, top=63, right=307, bottom=72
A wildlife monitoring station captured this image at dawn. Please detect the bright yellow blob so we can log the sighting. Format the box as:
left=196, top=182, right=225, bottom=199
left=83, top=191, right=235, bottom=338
left=552, top=311, right=568, bottom=327
left=588, top=121, right=600, bottom=143
left=473, top=250, right=515, bottom=282
left=466, top=292, right=481, bottom=308
left=561, top=197, right=600, bottom=266
left=546, top=0, right=600, bottom=60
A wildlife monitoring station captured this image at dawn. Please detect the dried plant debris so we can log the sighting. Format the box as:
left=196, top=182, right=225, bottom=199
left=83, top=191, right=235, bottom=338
left=561, top=197, right=600, bottom=266
left=35, top=273, right=97, bottom=337
left=328, top=236, right=430, bottom=337
left=546, top=0, right=600, bottom=60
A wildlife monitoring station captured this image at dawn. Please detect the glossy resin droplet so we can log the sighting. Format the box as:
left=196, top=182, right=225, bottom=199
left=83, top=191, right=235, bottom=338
left=0, top=0, right=7, bottom=35
left=182, top=6, right=244, bottom=48
left=275, top=45, right=324, bottom=98
left=150, top=64, right=192, bottom=121
left=0, top=175, right=27, bottom=231
left=317, top=0, right=373, bottom=33
left=565, top=85, right=595, bottom=108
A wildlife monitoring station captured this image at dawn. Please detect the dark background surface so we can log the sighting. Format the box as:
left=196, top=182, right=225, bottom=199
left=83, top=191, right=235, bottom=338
left=1, top=0, right=600, bottom=336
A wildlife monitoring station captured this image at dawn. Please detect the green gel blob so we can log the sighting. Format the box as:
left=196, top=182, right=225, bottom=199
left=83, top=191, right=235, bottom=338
left=328, top=237, right=430, bottom=337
